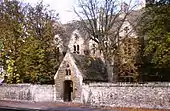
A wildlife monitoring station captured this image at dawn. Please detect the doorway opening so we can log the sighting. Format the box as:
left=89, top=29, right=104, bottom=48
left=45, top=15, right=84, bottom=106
left=64, top=80, right=73, bottom=102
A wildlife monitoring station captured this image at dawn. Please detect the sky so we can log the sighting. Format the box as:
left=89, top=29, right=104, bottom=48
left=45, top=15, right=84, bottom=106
left=19, top=0, right=145, bottom=24
left=20, top=0, right=77, bottom=24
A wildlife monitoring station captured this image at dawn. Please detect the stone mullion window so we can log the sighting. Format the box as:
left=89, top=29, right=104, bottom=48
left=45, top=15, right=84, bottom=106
left=66, top=69, right=71, bottom=75
left=73, top=45, right=80, bottom=54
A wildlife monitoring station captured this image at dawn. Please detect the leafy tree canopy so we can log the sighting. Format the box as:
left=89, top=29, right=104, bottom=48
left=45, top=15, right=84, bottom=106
left=0, top=0, right=62, bottom=84
left=141, top=1, right=170, bottom=69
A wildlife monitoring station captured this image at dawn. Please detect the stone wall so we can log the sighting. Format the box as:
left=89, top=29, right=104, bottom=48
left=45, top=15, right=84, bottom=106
left=0, top=83, right=170, bottom=109
left=0, top=84, right=55, bottom=102
left=82, top=83, right=170, bottom=109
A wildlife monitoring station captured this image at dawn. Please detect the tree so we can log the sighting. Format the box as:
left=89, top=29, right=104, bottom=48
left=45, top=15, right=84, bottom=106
left=139, top=0, right=170, bottom=81
left=74, top=0, right=141, bottom=82
left=0, top=0, right=25, bottom=83
left=0, top=0, right=61, bottom=84
left=21, top=2, right=60, bottom=84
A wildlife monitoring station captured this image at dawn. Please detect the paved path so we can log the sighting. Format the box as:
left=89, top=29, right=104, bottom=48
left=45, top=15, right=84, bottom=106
left=0, top=100, right=118, bottom=111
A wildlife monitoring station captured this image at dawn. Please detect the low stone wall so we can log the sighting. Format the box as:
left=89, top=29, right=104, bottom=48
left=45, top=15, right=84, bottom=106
left=82, top=83, right=170, bottom=109
left=0, top=84, right=55, bottom=102
left=0, top=83, right=170, bottom=109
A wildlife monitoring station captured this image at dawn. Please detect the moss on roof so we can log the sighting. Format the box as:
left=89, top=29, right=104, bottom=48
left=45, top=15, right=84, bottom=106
left=71, top=53, right=108, bottom=82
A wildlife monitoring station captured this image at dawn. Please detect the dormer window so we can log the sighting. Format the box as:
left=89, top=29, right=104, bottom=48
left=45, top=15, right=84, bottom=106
left=66, top=64, right=71, bottom=75
left=73, top=44, right=80, bottom=54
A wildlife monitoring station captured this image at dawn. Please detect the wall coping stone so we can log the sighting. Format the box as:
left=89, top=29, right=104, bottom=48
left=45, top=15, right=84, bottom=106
left=85, top=82, right=170, bottom=87
left=0, top=84, right=55, bottom=86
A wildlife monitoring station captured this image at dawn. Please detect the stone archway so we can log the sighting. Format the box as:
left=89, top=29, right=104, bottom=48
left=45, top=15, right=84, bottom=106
left=64, top=80, right=73, bottom=102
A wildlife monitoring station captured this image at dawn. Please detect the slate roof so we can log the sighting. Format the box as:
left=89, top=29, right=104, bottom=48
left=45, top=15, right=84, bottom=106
left=71, top=53, right=108, bottom=82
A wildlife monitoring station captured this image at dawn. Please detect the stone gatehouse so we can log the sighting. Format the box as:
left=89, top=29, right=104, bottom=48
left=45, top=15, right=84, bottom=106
left=54, top=52, right=108, bottom=102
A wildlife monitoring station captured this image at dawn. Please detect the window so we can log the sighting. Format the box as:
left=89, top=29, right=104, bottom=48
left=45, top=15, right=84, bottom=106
left=124, top=26, right=129, bottom=33
left=66, top=64, right=71, bottom=75
left=66, top=69, right=71, bottom=75
left=73, top=45, right=76, bottom=53
left=77, top=45, right=79, bottom=54
left=73, top=44, right=80, bottom=54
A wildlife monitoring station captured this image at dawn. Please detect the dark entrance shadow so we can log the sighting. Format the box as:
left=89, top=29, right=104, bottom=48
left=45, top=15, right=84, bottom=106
left=64, top=80, right=73, bottom=102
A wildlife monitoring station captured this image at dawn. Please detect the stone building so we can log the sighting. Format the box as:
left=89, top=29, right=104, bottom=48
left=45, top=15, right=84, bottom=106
left=54, top=1, right=145, bottom=102
left=54, top=52, right=107, bottom=102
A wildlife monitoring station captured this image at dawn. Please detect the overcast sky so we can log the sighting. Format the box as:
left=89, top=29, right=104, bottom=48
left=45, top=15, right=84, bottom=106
left=20, top=0, right=77, bottom=24
left=19, top=0, right=145, bottom=24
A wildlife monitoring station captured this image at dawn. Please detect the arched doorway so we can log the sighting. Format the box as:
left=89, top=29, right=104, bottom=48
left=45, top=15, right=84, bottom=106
left=64, top=80, right=73, bottom=102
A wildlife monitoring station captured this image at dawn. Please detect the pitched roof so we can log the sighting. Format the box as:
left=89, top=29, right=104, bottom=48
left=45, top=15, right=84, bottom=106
left=71, top=53, right=108, bottom=82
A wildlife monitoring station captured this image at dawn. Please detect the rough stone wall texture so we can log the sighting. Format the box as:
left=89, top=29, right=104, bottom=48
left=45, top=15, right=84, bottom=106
left=31, top=85, right=55, bottom=102
left=1, top=83, right=170, bottom=109
left=0, top=84, right=55, bottom=102
left=0, top=84, right=31, bottom=101
left=82, top=83, right=170, bottom=109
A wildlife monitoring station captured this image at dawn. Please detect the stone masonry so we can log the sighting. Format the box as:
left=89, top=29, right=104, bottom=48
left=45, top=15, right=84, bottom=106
left=0, top=83, right=170, bottom=109
left=82, top=83, right=170, bottom=109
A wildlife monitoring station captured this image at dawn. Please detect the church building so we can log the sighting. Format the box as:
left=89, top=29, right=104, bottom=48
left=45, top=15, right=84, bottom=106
left=54, top=1, right=145, bottom=102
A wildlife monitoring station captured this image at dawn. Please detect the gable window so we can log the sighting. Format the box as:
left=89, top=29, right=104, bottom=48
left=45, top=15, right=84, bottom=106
left=66, top=69, right=71, bottom=75
left=73, top=45, right=80, bottom=54
left=66, top=64, right=71, bottom=75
